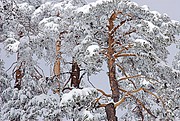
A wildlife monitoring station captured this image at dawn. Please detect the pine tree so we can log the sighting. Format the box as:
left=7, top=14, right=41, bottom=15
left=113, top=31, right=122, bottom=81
left=0, top=0, right=180, bottom=121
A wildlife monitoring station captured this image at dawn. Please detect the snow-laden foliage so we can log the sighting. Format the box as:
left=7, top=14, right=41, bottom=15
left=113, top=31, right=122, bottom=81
left=173, top=43, right=180, bottom=70
left=1, top=88, right=61, bottom=120
left=0, top=59, right=10, bottom=104
left=60, top=88, right=106, bottom=120
left=69, top=0, right=180, bottom=120
left=23, top=93, right=61, bottom=120
left=0, top=59, right=11, bottom=119
left=73, top=35, right=103, bottom=74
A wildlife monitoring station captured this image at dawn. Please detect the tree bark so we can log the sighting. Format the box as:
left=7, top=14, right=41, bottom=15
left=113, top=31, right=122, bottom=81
left=53, top=40, right=61, bottom=94
left=14, top=53, right=23, bottom=90
left=54, top=40, right=61, bottom=78
left=105, top=11, right=120, bottom=121
left=14, top=68, right=22, bottom=90
left=105, top=103, right=118, bottom=121
left=107, top=11, right=120, bottom=102
left=71, top=61, right=80, bottom=88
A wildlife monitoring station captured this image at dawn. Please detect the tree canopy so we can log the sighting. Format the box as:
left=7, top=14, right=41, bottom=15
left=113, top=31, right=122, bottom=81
left=0, top=0, right=180, bottom=121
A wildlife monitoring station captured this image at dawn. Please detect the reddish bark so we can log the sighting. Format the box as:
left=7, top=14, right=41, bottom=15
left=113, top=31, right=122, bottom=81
left=107, top=11, right=120, bottom=102
left=52, top=40, right=61, bottom=94
left=14, top=53, right=23, bottom=90
left=14, top=68, right=23, bottom=90
left=54, top=40, right=61, bottom=78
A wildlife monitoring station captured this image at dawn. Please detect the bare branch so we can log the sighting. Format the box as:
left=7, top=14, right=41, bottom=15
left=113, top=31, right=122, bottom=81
left=87, top=73, right=96, bottom=88
left=118, top=74, right=142, bottom=81
left=113, top=43, right=133, bottom=57
left=116, top=64, right=137, bottom=88
left=111, top=18, right=133, bottom=35
left=128, top=93, right=157, bottom=118
left=119, top=87, right=164, bottom=108
left=34, top=67, right=43, bottom=78
left=6, top=61, right=17, bottom=72
left=114, top=53, right=137, bottom=58
left=62, top=76, right=71, bottom=91
left=97, top=103, right=107, bottom=108
left=114, top=96, right=126, bottom=108
left=34, top=64, right=45, bottom=77
left=97, top=89, right=111, bottom=97
left=124, top=29, right=136, bottom=36
left=130, top=88, right=165, bottom=108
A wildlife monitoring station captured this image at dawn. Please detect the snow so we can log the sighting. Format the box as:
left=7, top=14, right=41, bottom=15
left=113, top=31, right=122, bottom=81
left=64, top=2, right=75, bottom=10
left=51, top=2, right=63, bottom=10
left=151, top=11, right=161, bottom=17
left=141, top=5, right=149, bottom=11
left=20, top=94, right=27, bottom=103
left=127, top=1, right=138, bottom=7
left=51, top=2, right=63, bottom=16
left=31, top=2, right=52, bottom=23
left=83, top=110, right=94, bottom=120
left=134, top=38, right=149, bottom=44
left=44, top=21, right=59, bottom=31
left=144, top=20, right=156, bottom=31
left=60, top=88, right=97, bottom=106
left=17, top=2, right=35, bottom=14
left=141, top=79, right=151, bottom=85
left=86, top=44, right=100, bottom=56
left=76, top=0, right=112, bottom=13
left=81, top=35, right=92, bottom=44
left=171, top=20, right=180, bottom=25
left=4, top=38, right=20, bottom=52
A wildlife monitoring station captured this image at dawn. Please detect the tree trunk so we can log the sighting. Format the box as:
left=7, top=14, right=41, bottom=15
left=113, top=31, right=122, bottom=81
left=14, top=68, right=22, bottom=90
left=14, top=53, right=22, bottom=90
left=105, top=11, right=120, bottom=121
left=71, top=60, right=80, bottom=88
left=53, top=40, right=61, bottom=94
left=107, top=12, right=120, bottom=102
left=54, top=40, right=61, bottom=78
left=105, top=103, right=118, bottom=121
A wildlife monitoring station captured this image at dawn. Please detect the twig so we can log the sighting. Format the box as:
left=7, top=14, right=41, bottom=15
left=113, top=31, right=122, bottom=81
left=87, top=73, right=96, bottom=88
left=116, top=63, right=137, bottom=88
left=114, top=53, right=137, bottom=58
left=6, top=61, right=17, bottom=72
left=113, top=43, right=133, bottom=57
left=97, top=89, right=111, bottom=97
left=34, top=67, right=43, bottom=78
left=62, top=76, right=71, bottom=91
left=128, top=93, right=157, bottom=118
left=118, top=74, right=142, bottom=81
left=80, top=72, right=86, bottom=81
left=34, top=64, right=45, bottom=77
